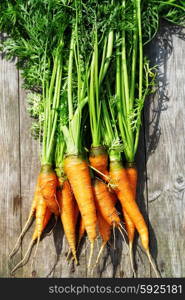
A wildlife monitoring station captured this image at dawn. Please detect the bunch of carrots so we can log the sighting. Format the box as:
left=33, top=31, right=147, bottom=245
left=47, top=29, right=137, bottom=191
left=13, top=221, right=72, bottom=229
left=0, top=0, right=184, bottom=277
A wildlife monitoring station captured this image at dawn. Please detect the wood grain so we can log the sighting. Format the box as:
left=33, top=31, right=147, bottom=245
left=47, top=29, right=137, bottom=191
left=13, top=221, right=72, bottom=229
left=145, top=24, right=185, bottom=277
left=0, top=51, right=22, bottom=277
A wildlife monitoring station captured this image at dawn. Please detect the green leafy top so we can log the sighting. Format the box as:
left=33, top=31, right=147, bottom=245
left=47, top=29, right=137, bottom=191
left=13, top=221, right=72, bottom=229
left=0, top=0, right=72, bottom=165
left=0, top=0, right=72, bottom=90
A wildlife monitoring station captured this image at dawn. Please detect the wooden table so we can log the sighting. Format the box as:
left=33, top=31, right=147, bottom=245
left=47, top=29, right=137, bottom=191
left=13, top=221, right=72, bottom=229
left=0, top=23, right=185, bottom=278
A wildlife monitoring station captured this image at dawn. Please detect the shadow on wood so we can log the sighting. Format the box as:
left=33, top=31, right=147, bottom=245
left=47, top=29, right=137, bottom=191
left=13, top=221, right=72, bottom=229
left=46, top=218, right=64, bottom=277
left=139, top=21, right=185, bottom=276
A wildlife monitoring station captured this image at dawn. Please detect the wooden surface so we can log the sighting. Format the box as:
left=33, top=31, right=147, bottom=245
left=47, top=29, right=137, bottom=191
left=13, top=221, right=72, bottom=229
left=0, top=23, right=185, bottom=278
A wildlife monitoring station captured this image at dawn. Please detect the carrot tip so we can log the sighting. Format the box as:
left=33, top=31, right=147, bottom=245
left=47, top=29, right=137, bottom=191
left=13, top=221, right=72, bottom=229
left=66, top=249, right=72, bottom=261
left=31, top=237, right=40, bottom=274
left=146, top=250, right=161, bottom=278
left=129, top=242, right=136, bottom=277
left=9, top=214, right=35, bottom=259
left=73, top=255, right=78, bottom=266
left=71, top=248, right=78, bottom=265
left=11, top=240, right=35, bottom=275
left=91, top=242, right=106, bottom=275
left=87, top=242, right=94, bottom=270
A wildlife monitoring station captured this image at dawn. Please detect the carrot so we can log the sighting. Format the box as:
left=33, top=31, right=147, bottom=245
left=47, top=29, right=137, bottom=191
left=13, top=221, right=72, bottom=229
left=42, top=208, right=52, bottom=232
left=110, top=161, right=148, bottom=249
left=64, top=155, right=97, bottom=269
left=93, top=178, right=120, bottom=226
left=89, top=146, right=109, bottom=182
left=31, top=193, right=52, bottom=274
left=74, top=198, right=79, bottom=227
left=38, top=164, right=59, bottom=216
left=123, top=165, right=137, bottom=253
left=57, top=179, right=78, bottom=264
left=64, top=156, right=97, bottom=242
left=123, top=165, right=137, bottom=275
left=93, top=168, right=135, bottom=273
left=97, top=211, right=111, bottom=244
left=110, top=160, right=160, bottom=277
left=32, top=192, right=49, bottom=240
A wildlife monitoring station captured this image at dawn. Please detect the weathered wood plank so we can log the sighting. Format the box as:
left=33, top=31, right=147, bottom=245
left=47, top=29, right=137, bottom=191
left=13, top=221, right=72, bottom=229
left=145, top=24, right=185, bottom=277
left=0, top=51, right=22, bottom=277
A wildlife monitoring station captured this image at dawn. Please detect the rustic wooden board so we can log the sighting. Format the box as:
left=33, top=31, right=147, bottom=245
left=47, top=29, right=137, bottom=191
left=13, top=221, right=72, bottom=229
left=0, top=23, right=185, bottom=278
left=145, top=24, right=185, bottom=278
left=0, top=51, right=22, bottom=277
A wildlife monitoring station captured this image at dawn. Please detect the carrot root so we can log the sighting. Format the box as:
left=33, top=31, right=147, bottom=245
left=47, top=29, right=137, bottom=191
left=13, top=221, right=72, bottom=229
left=88, top=241, right=94, bottom=270
left=11, top=240, right=35, bottom=275
left=91, top=241, right=106, bottom=275
left=118, top=226, right=129, bottom=252
left=9, top=214, right=34, bottom=259
left=9, top=182, right=39, bottom=259
left=129, top=242, right=136, bottom=277
left=58, top=179, right=78, bottom=265
left=146, top=250, right=161, bottom=278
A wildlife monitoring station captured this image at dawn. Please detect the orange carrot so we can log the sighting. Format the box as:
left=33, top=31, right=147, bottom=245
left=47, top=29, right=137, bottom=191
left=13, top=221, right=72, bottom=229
left=89, top=146, right=109, bottom=182
left=64, top=155, right=97, bottom=243
left=126, top=165, right=138, bottom=195
left=109, top=160, right=149, bottom=250
left=38, top=164, right=59, bottom=216
left=32, top=192, right=50, bottom=240
left=110, top=161, right=160, bottom=277
left=64, top=155, right=97, bottom=269
left=30, top=192, right=52, bottom=274
left=123, top=166, right=137, bottom=252
left=123, top=211, right=135, bottom=247
left=74, top=199, right=79, bottom=227
left=97, top=211, right=111, bottom=244
left=57, top=179, right=78, bottom=264
left=93, top=178, right=120, bottom=226
left=42, top=208, right=52, bottom=232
